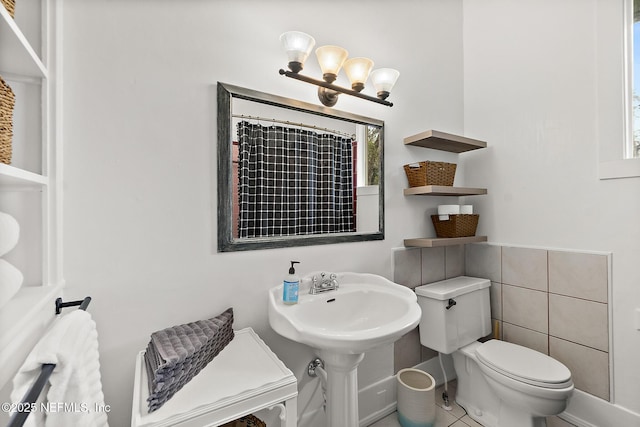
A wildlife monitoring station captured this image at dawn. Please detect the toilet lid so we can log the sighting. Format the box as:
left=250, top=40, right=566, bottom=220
left=476, top=340, right=572, bottom=388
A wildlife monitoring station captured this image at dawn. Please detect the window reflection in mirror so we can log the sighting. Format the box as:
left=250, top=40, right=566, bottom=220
left=217, top=82, right=384, bottom=252
left=632, top=0, right=640, bottom=156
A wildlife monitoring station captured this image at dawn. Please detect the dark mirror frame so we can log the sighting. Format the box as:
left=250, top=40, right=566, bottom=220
left=217, top=82, right=385, bottom=252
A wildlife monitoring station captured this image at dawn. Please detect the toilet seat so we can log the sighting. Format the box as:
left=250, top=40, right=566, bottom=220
left=476, top=340, right=572, bottom=389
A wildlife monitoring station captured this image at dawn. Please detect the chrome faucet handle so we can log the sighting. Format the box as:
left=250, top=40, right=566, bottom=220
left=309, top=275, right=319, bottom=294
left=319, top=272, right=328, bottom=288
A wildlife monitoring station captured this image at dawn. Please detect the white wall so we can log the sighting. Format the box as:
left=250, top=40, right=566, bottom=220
left=462, top=0, right=640, bottom=422
left=62, top=1, right=464, bottom=425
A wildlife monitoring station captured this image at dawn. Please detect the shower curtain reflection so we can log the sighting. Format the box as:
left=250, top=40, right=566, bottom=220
left=236, top=121, right=356, bottom=238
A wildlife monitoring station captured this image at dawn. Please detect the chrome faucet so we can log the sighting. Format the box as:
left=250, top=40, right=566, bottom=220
left=309, top=272, right=339, bottom=294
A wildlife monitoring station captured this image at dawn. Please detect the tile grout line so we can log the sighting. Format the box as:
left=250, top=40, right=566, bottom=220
left=547, top=249, right=550, bottom=356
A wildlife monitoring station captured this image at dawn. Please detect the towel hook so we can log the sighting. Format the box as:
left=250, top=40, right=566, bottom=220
left=55, top=296, right=92, bottom=314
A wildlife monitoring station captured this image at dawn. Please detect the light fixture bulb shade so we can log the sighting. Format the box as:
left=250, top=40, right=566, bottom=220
left=343, top=57, right=374, bottom=91
left=280, top=31, right=316, bottom=66
left=370, top=68, right=400, bottom=95
left=315, top=45, right=349, bottom=80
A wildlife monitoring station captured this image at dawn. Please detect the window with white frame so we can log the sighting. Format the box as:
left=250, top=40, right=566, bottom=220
left=597, top=0, right=640, bottom=179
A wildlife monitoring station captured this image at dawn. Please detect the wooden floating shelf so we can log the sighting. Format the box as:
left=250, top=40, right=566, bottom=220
left=404, top=185, right=487, bottom=196
left=404, top=236, right=488, bottom=248
left=404, top=130, right=487, bottom=153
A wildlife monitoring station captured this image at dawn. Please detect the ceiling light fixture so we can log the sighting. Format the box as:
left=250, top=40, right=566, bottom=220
left=278, top=31, right=399, bottom=107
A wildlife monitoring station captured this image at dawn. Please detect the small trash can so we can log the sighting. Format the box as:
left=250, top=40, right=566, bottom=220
left=396, top=368, right=436, bottom=427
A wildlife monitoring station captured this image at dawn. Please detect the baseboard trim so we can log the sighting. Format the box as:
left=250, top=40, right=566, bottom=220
left=359, top=402, right=396, bottom=427
left=358, top=375, right=397, bottom=427
left=414, top=354, right=457, bottom=386
left=562, top=389, right=640, bottom=427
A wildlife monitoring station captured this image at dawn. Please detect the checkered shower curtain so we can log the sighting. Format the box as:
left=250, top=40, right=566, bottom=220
left=237, top=121, right=355, bottom=238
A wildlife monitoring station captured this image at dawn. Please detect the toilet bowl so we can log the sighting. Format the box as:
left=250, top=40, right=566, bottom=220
left=454, top=340, right=574, bottom=427
left=415, top=277, right=574, bottom=427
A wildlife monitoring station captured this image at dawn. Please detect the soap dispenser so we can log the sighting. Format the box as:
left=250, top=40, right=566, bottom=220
left=283, top=261, right=300, bottom=304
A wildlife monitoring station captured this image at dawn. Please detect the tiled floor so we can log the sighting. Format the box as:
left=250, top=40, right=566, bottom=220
left=368, top=381, right=576, bottom=427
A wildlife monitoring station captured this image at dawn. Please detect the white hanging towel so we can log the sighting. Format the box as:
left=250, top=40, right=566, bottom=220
left=0, top=210, right=20, bottom=257
left=0, top=259, right=23, bottom=309
left=10, top=310, right=109, bottom=427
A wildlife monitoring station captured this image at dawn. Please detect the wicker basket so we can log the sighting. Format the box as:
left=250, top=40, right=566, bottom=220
left=0, top=75, right=15, bottom=165
left=2, top=0, right=15, bottom=18
left=431, top=214, right=479, bottom=238
left=221, top=414, right=266, bottom=427
left=404, top=161, right=456, bottom=187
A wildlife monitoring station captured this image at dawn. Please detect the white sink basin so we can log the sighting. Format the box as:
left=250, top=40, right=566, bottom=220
left=268, top=272, right=421, bottom=354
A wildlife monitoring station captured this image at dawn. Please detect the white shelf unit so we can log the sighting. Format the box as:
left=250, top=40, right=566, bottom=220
left=0, top=5, right=47, bottom=79
left=403, top=130, right=487, bottom=248
left=0, top=0, right=61, bottom=396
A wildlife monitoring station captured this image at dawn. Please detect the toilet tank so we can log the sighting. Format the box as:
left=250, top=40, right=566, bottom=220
left=415, top=276, right=491, bottom=354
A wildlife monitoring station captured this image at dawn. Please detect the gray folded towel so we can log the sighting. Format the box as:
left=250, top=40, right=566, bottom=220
left=143, top=307, right=234, bottom=412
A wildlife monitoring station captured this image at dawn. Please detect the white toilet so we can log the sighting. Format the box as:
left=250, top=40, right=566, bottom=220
left=415, top=276, right=574, bottom=427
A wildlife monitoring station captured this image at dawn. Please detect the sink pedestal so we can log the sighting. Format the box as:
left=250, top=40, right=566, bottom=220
left=317, top=350, right=365, bottom=427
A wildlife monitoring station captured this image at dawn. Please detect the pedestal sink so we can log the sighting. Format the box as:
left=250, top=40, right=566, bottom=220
left=268, top=272, right=421, bottom=427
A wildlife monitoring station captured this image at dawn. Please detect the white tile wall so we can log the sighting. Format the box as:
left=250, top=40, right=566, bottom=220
left=465, top=243, right=501, bottom=282
left=502, top=284, right=549, bottom=334
left=550, top=337, right=610, bottom=401
left=392, top=247, right=421, bottom=288
left=548, top=251, right=608, bottom=303
left=502, top=322, right=549, bottom=354
left=502, top=246, right=548, bottom=291
left=421, top=247, right=446, bottom=284
left=489, top=282, right=502, bottom=320
left=445, top=246, right=465, bottom=278
left=549, top=293, right=608, bottom=352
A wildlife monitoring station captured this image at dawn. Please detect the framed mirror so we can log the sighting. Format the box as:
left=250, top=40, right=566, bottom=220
left=217, top=82, right=385, bottom=252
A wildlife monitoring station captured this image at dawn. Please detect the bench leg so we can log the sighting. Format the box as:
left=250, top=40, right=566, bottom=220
left=283, top=396, right=297, bottom=427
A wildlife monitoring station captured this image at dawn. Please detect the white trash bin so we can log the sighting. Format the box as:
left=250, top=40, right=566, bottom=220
left=396, top=368, right=436, bottom=427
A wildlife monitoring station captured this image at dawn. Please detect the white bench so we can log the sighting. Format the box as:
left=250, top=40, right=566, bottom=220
left=132, top=327, right=298, bottom=427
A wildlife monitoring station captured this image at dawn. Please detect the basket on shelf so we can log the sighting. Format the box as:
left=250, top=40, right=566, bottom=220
left=0, top=75, right=15, bottom=165
left=404, top=161, right=456, bottom=187
left=1, top=0, right=15, bottom=18
left=431, top=214, right=479, bottom=238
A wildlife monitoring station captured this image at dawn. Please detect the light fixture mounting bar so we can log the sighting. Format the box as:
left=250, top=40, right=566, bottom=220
left=279, top=69, right=393, bottom=107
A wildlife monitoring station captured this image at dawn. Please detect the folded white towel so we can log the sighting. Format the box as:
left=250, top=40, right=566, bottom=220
left=11, top=310, right=109, bottom=427
left=0, top=259, right=23, bottom=309
left=0, top=211, right=20, bottom=257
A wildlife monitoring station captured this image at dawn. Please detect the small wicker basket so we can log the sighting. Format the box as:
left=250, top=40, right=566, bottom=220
left=0, top=75, right=15, bottom=165
left=221, top=414, right=266, bottom=427
left=404, top=161, right=456, bottom=187
left=431, top=214, right=479, bottom=238
left=1, top=0, right=15, bottom=18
